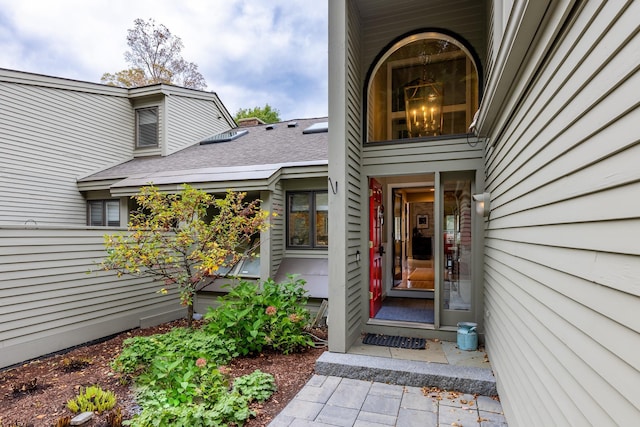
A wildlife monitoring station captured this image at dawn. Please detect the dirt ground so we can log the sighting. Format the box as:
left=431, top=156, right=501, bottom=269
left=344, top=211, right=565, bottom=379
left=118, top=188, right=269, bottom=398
left=0, top=319, right=327, bottom=427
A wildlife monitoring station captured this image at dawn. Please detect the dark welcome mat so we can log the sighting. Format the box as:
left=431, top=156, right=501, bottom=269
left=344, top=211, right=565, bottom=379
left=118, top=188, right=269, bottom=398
left=374, top=306, right=434, bottom=323
left=362, top=333, right=426, bottom=349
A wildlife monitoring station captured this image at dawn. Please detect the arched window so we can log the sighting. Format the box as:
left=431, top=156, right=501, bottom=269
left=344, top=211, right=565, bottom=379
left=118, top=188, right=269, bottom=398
left=366, top=32, right=479, bottom=143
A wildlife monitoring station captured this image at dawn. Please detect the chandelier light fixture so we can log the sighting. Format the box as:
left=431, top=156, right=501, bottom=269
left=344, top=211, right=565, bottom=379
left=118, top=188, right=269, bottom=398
left=404, top=43, right=443, bottom=137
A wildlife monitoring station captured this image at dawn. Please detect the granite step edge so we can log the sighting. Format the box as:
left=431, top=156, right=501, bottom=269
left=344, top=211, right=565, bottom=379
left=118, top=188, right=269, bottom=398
left=315, top=352, right=497, bottom=396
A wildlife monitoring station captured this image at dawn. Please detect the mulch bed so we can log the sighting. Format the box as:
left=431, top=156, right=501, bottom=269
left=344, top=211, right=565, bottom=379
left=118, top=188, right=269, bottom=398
left=0, top=319, right=327, bottom=427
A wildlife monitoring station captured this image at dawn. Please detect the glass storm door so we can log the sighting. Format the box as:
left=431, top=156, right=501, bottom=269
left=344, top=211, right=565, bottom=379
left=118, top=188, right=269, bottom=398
left=440, top=172, right=475, bottom=326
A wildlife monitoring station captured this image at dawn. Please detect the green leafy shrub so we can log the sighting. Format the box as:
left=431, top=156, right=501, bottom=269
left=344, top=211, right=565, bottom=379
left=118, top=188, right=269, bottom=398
left=233, top=369, right=277, bottom=402
left=109, top=278, right=297, bottom=427
left=111, top=327, right=237, bottom=374
left=204, top=276, right=313, bottom=355
left=126, top=362, right=276, bottom=427
left=125, top=402, right=232, bottom=427
left=135, top=356, right=229, bottom=407
left=67, top=385, right=116, bottom=413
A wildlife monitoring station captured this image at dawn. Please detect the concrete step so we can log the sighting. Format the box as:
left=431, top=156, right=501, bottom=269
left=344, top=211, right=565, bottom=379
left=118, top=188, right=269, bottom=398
left=315, top=351, right=497, bottom=396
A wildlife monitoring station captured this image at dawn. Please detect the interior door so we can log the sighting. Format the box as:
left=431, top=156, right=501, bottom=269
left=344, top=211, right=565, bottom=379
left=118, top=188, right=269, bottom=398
left=369, top=178, right=383, bottom=317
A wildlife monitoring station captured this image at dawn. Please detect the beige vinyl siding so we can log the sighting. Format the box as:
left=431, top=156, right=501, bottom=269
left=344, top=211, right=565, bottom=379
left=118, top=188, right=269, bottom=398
left=356, top=0, right=486, bottom=83
left=267, top=183, right=285, bottom=278
left=344, top=0, right=365, bottom=346
left=165, top=94, right=232, bottom=156
left=0, top=77, right=133, bottom=226
left=363, top=138, right=484, bottom=173
left=328, top=0, right=364, bottom=352
left=482, top=1, right=640, bottom=425
left=0, top=226, right=183, bottom=369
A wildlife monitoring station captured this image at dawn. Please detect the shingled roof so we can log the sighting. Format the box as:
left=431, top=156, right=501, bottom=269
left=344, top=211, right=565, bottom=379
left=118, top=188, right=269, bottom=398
left=78, top=117, right=328, bottom=193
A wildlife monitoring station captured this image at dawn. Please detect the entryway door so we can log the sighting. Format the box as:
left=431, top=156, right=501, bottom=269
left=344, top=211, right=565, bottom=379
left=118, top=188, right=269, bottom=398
left=369, top=178, right=383, bottom=317
left=367, top=172, right=478, bottom=327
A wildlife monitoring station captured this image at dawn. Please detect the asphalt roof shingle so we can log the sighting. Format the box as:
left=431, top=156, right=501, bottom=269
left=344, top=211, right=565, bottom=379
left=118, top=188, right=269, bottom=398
left=81, top=117, right=328, bottom=182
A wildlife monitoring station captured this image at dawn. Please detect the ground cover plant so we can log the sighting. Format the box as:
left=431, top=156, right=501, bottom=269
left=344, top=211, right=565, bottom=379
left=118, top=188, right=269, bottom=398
left=0, top=277, right=326, bottom=427
left=108, top=277, right=316, bottom=426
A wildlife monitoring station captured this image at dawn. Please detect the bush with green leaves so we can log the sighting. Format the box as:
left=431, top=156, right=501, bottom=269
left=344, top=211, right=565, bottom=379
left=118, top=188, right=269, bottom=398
left=135, top=356, right=230, bottom=406
left=111, top=327, right=237, bottom=374
left=113, top=325, right=278, bottom=426
left=233, top=370, right=276, bottom=402
left=204, top=276, right=314, bottom=355
left=111, top=276, right=308, bottom=426
left=126, top=359, right=276, bottom=427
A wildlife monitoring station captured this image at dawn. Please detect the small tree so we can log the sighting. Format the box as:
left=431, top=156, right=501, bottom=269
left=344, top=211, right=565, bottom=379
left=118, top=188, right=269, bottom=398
left=234, top=104, right=281, bottom=124
left=100, top=185, right=269, bottom=326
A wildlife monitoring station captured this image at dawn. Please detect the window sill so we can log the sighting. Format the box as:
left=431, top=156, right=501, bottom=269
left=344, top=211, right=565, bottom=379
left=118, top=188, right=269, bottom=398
left=365, top=133, right=472, bottom=146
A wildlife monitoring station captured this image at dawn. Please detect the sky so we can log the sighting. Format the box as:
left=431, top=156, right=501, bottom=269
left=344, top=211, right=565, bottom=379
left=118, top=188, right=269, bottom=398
left=0, top=0, right=328, bottom=121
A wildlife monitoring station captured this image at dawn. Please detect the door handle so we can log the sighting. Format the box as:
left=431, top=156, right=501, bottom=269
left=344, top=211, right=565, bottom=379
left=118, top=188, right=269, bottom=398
left=378, top=245, right=385, bottom=256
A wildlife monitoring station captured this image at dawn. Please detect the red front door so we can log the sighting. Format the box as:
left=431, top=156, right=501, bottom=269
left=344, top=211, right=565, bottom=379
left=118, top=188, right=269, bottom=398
left=369, top=178, right=383, bottom=317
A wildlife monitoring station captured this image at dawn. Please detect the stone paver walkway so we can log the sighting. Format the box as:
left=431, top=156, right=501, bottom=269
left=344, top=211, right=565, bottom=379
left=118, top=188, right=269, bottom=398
left=269, top=375, right=508, bottom=427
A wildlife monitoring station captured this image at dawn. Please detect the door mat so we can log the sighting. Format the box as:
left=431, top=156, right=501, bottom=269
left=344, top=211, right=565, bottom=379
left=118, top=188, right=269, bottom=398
left=362, top=333, right=426, bottom=349
left=374, top=306, right=434, bottom=323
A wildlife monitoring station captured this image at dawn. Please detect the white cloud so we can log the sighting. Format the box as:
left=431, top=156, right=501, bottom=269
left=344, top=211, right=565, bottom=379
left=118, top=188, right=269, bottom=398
left=0, top=0, right=328, bottom=119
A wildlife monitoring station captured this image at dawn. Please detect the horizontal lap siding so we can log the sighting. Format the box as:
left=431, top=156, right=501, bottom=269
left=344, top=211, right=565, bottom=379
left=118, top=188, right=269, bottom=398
left=346, top=0, right=364, bottom=341
left=0, top=81, right=133, bottom=226
left=484, top=2, right=640, bottom=425
left=0, top=227, right=182, bottom=369
left=166, top=95, right=231, bottom=155
left=363, top=138, right=484, bottom=172
left=270, top=182, right=285, bottom=276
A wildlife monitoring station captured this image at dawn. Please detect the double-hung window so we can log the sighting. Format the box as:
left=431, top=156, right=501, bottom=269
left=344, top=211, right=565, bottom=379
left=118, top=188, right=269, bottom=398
left=87, top=200, right=120, bottom=226
left=136, top=107, right=159, bottom=148
left=287, top=191, right=328, bottom=248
